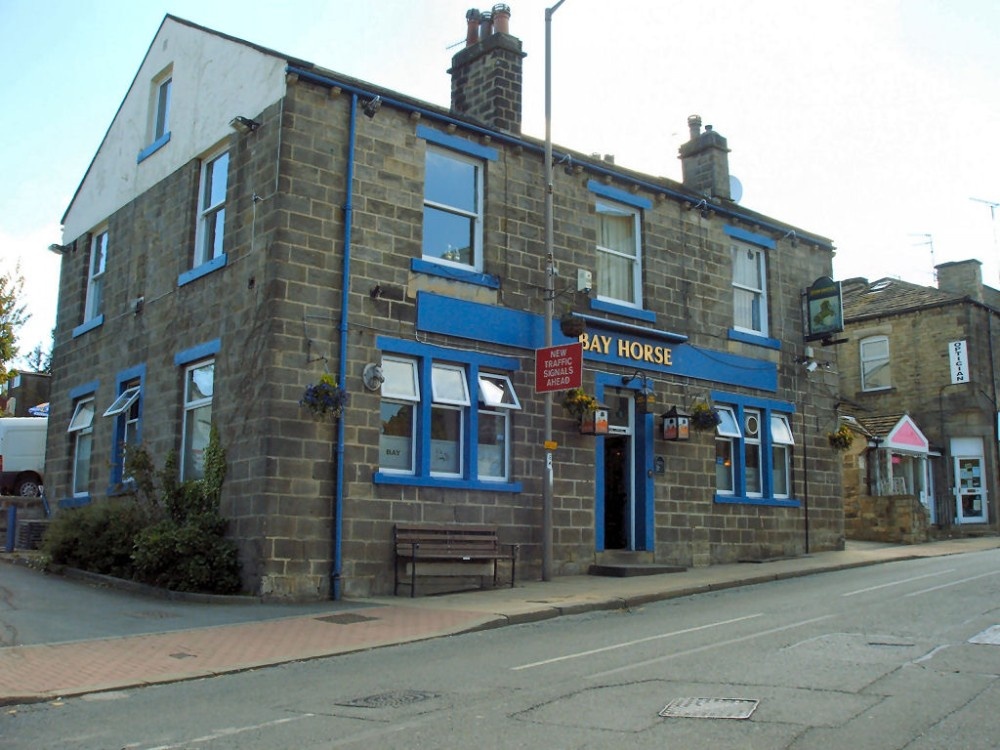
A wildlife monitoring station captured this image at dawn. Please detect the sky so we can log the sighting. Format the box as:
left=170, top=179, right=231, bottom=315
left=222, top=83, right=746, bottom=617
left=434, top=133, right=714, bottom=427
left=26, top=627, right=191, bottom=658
left=2, top=0, right=999, bottom=369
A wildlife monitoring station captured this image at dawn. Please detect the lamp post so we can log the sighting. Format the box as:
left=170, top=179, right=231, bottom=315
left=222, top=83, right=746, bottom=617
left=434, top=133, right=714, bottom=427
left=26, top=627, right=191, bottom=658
left=542, top=0, right=566, bottom=581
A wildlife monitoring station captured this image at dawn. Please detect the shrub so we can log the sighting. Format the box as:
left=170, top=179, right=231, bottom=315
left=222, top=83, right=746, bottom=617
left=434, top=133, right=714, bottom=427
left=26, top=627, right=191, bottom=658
left=42, top=499, right=150, bottom=579
left=132, top=514, right=241, bottom=593
left=42, top=424, right=242, bottom=595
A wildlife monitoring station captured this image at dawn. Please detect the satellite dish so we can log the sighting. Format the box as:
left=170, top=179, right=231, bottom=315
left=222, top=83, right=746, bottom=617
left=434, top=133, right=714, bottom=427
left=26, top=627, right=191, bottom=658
left=729, top=175, right=743, bottom=203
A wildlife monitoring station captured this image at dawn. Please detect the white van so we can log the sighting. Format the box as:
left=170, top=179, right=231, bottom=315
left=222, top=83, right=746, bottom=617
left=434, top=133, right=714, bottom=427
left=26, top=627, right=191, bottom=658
left=0, top=417, right=47, bottom=497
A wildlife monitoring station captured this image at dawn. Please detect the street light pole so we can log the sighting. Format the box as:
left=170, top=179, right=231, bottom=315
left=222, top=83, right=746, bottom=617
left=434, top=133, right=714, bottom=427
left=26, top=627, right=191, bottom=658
left=542, top=0, right=566, bottom=581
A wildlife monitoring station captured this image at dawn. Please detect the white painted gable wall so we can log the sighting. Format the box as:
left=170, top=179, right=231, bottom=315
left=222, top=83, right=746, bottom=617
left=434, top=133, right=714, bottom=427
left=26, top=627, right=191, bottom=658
left=63, top=17, right=287, bottom=242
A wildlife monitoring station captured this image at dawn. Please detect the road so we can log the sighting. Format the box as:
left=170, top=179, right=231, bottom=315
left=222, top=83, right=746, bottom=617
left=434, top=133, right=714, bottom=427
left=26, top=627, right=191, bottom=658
left=4, top=549, right=1000, bottom=749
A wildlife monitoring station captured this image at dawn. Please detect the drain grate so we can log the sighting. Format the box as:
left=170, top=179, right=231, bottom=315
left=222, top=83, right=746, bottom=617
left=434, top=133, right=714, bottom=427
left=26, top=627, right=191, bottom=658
left=338, top=690, right=439, bottom=709
left=969, top=625, right=1000, bottom=645
left=315, top=613, right=378, bottom=625
left=659, top=697, right=759, bottom=720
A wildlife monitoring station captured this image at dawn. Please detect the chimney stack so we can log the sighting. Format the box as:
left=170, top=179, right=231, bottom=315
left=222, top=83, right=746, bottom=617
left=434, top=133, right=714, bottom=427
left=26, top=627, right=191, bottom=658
left=678, top=114, right=732, bottom=201
left=450, top=5, right=525, bottom=134
left=936, top=259, right=984, bottom=302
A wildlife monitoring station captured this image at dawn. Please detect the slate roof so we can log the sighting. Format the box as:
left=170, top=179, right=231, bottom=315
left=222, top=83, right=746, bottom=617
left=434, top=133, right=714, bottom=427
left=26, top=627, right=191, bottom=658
left=856, top=413, right=906, bottom=439
left=841, top=276, right=963, bottom=321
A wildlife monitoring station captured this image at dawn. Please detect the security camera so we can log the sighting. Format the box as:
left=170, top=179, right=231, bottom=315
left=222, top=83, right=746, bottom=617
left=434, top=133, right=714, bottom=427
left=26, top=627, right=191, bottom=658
left=805, top=360, right=818, bottom=373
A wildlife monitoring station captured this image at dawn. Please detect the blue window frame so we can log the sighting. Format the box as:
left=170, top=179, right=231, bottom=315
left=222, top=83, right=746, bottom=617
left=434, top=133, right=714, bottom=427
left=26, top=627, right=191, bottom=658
left=374, top=337, right=522, bottom=491
left=712, top=391, right=797, bottom=507
left=104, top=365, right=146, bottom=486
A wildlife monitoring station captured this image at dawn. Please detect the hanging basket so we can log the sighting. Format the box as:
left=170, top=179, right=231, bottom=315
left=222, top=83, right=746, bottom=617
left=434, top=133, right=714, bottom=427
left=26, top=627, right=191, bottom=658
left=299, top=374, right=349, bottom=419
left=560, top=313, right=586, bottom=338
left=689, top=402, right=721, bottom=431
left=828, top=425, right=854, bottom=451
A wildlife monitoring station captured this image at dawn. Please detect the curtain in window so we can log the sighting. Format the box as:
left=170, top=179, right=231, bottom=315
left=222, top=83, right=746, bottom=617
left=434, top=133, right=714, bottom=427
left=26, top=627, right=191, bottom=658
left=733, top=247, right=763, bottom=331
left=597, top=207, right=636, bottom=303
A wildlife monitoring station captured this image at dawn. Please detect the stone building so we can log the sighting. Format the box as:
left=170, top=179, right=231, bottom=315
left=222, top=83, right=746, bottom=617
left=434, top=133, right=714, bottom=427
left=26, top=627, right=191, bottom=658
left=839, top=259, right=1000, bottom=537
left=45, top=10, right=842, bottom=599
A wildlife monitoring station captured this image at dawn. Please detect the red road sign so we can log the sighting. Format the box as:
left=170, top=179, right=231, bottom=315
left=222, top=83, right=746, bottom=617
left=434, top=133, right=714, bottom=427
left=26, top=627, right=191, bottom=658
left=535, top=342, right=583, bottom=393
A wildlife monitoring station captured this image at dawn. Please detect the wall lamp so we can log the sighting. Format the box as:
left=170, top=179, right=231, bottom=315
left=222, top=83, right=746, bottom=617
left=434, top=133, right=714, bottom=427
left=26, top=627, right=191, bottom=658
left=796, top=356, right=832, bottom=373
left=782, top=229, right=798, bottom=247
left=48, top=243, right=70, bottom=255
left=363, top=95, right=382, bottom=118
left=622, top=370, right=656, bottom=413
left=229, top=115, right=260, bottom=134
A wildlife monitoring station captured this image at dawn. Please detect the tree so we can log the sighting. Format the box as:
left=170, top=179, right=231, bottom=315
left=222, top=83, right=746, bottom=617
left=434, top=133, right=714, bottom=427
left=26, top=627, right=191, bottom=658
left=25, top=341, right=52, bottom=374
left=0, top=263, right=30, bottom=384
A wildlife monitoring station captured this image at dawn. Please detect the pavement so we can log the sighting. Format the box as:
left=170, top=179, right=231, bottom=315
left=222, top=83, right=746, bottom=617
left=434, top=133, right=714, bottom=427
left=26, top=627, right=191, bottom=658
left=2, top=535, right=1000, bottom=706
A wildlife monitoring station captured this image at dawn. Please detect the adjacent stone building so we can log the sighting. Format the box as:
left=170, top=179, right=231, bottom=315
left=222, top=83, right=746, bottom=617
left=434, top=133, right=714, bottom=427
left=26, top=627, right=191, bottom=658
left=46, top=11, right=843, bottom=599
left=839, top=259, right=1000, bottom=538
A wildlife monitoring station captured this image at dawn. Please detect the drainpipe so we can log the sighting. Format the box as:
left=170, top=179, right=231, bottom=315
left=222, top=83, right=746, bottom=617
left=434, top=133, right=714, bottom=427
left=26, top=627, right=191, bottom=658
left=330, top=95, right=359, bottom=599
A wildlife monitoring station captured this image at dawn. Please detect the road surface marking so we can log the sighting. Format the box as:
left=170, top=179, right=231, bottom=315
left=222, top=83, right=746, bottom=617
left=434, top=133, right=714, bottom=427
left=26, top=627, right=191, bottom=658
left=842, top=569, right=955, bottom=597
left=586, top=615, right=834, bottom=680
left=512, top=614, right=763, bottom=671
left=905, top=570, right=1000, bottom=597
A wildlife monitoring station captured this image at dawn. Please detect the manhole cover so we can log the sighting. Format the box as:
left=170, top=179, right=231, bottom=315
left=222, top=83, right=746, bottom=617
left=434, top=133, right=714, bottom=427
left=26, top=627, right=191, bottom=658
left=338, top=690, right=439, bottom=709
left=659, top=697, right=759, bottom=720
left=315, top=613, right=378, bottom=625
left=969, top=625, right=1000, bottom=645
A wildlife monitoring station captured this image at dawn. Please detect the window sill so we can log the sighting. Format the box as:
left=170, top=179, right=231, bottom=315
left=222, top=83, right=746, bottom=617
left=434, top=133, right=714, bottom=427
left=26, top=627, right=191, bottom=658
left=411, top=258, right=500, bottom=289
left=178, top=253, right=228, bottom=287
left=72, top=315, right=104, bottom=339
left=589, top=298, right=657, bottom=323
left=727, top=328, right=781, bottom=350
left=374, top=472, right=522, bottom=493
left=58, top=495, right=92, bottom=509
left=106, top=481, right=136, bottom=497
left=137, top=131, right=171, bottom=163
left=714, top=493, right=800, bottom=508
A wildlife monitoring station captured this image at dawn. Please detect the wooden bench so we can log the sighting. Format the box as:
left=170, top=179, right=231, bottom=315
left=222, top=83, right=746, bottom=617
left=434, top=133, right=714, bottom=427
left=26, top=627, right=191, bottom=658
left=394, top=524, right=518, bottom=597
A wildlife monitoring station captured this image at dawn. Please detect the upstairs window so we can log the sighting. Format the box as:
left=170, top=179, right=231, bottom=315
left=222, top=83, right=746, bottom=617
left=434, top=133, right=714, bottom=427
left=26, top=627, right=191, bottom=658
left=422, top=146, right=483, bottom=271
left=84, top=229, right=108, bottom=323
left=861, top=335, right=891, bottom=391
left=153, top=74, right=172, bottom=142
left=732, top=243, right=768, bottom=335
left=596, top=200, right=641, bottom=307
left=194, top=149, right=229, bottom=268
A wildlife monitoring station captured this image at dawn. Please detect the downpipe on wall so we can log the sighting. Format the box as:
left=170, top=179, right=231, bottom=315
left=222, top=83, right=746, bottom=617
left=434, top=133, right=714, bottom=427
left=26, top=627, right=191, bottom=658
left=329, top=95, right=359, bottom=599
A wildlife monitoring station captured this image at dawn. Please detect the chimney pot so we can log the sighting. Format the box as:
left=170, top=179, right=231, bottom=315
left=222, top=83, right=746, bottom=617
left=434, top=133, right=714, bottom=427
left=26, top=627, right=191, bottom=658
left=480, top=10, right=493, bottom=38
left=687, top=114, right=702, bottom=139
left=466, top=8, right=481, bottom=47
left=492, top=4, right=511, bottom=34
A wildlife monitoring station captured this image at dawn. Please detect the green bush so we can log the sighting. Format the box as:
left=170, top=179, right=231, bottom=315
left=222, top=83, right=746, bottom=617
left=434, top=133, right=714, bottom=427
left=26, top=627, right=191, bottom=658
left=132, top=514, right=241, bottom=593
left=42, top=499, right=150, bottom=579
left=41, top=424, right=242, bottom=595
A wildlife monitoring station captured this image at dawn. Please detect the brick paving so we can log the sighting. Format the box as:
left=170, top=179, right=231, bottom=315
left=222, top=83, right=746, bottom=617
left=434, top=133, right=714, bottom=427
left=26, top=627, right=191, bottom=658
left=0, top=606, right=497, bottom=704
